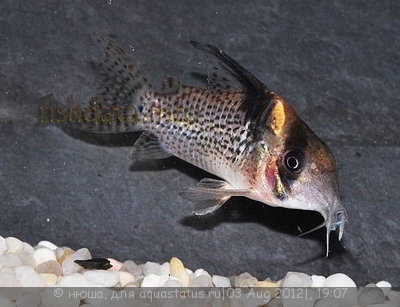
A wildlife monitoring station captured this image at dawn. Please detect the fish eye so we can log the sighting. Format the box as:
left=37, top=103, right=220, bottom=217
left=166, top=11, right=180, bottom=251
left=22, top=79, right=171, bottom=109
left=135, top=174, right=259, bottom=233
left=284, top=150, right=304, bottom=173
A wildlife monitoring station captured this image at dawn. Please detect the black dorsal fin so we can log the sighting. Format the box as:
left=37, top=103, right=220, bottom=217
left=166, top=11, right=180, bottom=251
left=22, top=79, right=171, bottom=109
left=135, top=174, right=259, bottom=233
left=190, top=41, right=275, bottom=128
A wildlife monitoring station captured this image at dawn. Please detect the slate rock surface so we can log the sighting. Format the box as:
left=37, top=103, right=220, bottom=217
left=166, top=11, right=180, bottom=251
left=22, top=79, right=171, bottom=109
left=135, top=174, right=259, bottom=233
left=1, top=0, right=399, bottom=285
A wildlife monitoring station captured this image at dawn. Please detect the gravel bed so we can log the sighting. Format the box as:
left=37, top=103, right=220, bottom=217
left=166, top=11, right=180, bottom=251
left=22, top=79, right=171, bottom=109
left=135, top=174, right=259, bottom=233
left=0, top=236, right=398, bottom=307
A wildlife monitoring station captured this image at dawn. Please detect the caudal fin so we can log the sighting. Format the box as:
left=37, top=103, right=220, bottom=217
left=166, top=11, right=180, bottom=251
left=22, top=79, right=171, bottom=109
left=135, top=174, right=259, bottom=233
left=64, top=33, right=152, bottom=133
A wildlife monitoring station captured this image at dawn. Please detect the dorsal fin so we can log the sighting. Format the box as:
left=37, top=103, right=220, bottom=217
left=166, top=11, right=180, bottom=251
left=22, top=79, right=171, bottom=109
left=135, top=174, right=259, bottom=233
left=190, top=41, right=266, bottom=94
left=160, top=77, right=181, bottom=95
left=207, top=64, right=242, bottom=91
left=190, top=41, right=276, bottom=128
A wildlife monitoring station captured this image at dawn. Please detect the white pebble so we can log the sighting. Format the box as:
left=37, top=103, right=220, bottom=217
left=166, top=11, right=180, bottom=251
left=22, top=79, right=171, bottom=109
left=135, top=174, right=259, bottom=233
left=311, top=275, right=326, bottom=287
left=193, top=268, right=211, bottom=279
left=282, top=287, right=317, bottom=307
left=212, top=275, right=231, bottom=287
left=281, top=272, right=312, bottom=287
left=160, top=262, right=170, bottom=275
left=142, top=261, right=161, bottom=275
left=266, top=297, right=283, bottom=307
left=37, top=240, right=58, bottom=251
left=366, top=303, right=398, bottom=307
left=15, top=292, right=41, bottom=307
left=190, top=274, right=213, bottom=287
left=164, top=277, right=183, bottom=287
left=0, top=298, right=16, bottom=307
left=39, top=273, right=58, bottom=286
left=0, top=253, right=23, bottom=268
left=157, top=273, right=172, bottom=285
left=62, top=248, right=91, bottom=276
left=120, top=260, right=142, bottom=278
left=118, top=271, right=136, bottom=287
left=15, top=266, right=45, bottom=287
left=141, top=273, right=163, bottom=287
left=315, top=297, right=342, bottom=307
left=0, top=268, right=19, bottom=286
left=324, top=273, right=356, bottom=287
left=358, top=287, right=386, bottom=306
left=83, top=270, right=119, bottom=287
left=84, top=289, right=113, bottom=307
left=58, top=273, right=93, bottom=287
left=5, top=237, right=24, bottom=254
left=387, top=290, right=400, bottom=304
left=0, top=236, right=8, bottom=255
left=323, top=273, right=357, bottom=306
left=376, top=280, right=392, bottom=296
left=42, top=287, right=80, bottom=307
left=33, top=248, right=57, bottom=266
left=185, top=268, right=194, bottom=277
left=22, top=243, right=35, bottom=254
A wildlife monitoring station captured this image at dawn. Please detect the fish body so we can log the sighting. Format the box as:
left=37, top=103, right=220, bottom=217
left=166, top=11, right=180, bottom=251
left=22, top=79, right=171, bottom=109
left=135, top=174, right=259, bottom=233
left=77, top=34, right=347, bottom=256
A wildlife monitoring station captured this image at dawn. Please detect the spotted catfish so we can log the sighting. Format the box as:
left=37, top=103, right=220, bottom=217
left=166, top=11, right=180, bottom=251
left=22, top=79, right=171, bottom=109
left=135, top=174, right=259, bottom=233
left=80, top=33, right=347, bottom=256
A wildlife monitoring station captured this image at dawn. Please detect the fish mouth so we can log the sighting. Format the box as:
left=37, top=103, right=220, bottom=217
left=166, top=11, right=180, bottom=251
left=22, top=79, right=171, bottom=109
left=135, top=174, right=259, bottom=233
left=299, top=204, right=347, bottom=257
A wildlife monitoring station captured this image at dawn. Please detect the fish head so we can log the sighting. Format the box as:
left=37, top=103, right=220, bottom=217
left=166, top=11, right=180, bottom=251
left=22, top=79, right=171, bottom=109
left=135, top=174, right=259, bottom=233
left=256, top=95, right=347, bottom=256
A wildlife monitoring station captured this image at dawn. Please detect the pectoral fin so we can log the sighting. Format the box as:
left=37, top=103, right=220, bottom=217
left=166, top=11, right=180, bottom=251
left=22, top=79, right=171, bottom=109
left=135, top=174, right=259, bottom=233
left=179, top=178, right=251, bottom=215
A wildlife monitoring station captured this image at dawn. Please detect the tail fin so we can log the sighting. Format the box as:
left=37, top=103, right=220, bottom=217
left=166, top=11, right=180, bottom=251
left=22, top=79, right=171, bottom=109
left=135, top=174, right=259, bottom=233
left=64, top=33, right=152, bottom=133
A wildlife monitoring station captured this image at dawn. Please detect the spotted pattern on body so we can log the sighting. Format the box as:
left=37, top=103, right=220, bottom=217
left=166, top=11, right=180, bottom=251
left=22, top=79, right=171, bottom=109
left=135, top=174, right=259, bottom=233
left=141, top=86, right=258, bottom=185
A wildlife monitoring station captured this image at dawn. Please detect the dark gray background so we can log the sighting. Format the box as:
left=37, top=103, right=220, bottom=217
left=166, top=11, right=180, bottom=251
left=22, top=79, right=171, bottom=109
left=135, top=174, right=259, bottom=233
left=1, top=1, right=399, bottom=285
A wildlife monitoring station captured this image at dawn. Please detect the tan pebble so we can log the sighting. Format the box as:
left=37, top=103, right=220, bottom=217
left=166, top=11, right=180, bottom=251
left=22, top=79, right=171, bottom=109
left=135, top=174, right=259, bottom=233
left=55, top=247, right=75, bottom=264
left=257, top=280, right=279, bottom=287
left=235, top=272, right=258, bottom=288
left=107, top=258, right=122, bottom=271
left=5, top=237, right=24, bottom=253
left=20, top=253, right=35, bottom=267
left=124, top=281, right=139, bottom=287
left=36, top=260, right=63, bottom=276
left=118, top=271, right=136, bottom=287
left=170, top=257, right=189, bottom=287
left=40, top=273, right=58, bottom=286
left=256, top=280, right=279, bottom=301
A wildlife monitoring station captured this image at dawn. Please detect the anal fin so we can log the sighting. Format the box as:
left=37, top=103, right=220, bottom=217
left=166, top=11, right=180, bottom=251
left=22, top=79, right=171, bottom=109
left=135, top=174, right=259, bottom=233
left=130, top=132, right=172, bottom=161
left=180, top=178, right=251, bottom=215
